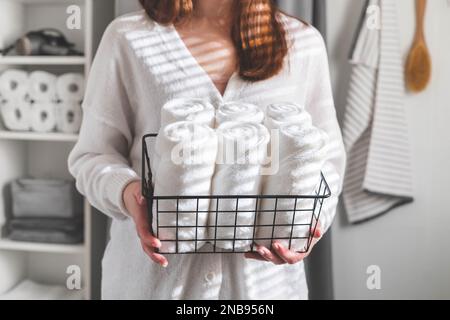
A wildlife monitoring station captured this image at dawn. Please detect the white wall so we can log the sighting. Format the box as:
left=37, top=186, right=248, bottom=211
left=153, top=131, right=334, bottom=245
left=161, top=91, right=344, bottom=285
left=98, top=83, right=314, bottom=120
left=328, top=0, right=450, bottom=299
left=115, top=0, right=141, bottom=17
left=0, top=0, right=23, bottom=49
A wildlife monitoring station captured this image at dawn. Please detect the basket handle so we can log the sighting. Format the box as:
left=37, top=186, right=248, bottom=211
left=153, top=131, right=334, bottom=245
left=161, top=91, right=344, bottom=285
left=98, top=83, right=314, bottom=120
left=142, top=134, right=158, bottom=234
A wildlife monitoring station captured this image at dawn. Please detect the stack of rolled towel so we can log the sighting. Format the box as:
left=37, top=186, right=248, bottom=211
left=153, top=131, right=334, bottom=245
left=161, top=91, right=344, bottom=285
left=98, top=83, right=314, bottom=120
left=256, top=103, right=328, bottom=251
left=0, top=69, right=84, bottom=133
left=7, top=179, right=83, bottom=244
left=209, top=102, right=268, bottom=251
left=154, top=99, right=217, bottom=253
left=152, top=99, right=327, bottom=253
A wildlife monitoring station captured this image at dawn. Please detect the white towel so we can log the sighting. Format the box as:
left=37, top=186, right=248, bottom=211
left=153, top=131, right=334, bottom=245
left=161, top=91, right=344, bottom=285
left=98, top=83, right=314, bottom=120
left=29, top=101, right=57, bottom=133
left=0, top=98, right=31, bottom=131
left=264, top=102, right=312, bottom=130
left=215, top=101, right=264, bottom=126
left=154, top=121, right=218, bottom=253
left=160, top=98, right=215, bottom=128
left=257, top=122, right=328, bottom=251
left=56, top=73, right=85, bottom=102
left=55, top=101, right=82, bottom=133
left=0, top=69, right=29, bottom=100
left=28, top=71, right=57, bottom=102
left=154, top=98, right=216, bottom=185
left=209, top=121, right=270, bottom=250
left=342, top=0, right=414, bottom=223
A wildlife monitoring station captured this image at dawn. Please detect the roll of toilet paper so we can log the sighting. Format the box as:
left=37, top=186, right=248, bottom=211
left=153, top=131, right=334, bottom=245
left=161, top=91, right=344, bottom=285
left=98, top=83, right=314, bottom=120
left=28, top=71, right=57, bottom=102
left=56, top=73, right=85, bottom=102
left=29, top=102, right=57, bottom=133
left=55, top=101, right=82, bottom=133
left=0, top=70, right=29, bottom=100
left=0, top=98, right=31, bottom=131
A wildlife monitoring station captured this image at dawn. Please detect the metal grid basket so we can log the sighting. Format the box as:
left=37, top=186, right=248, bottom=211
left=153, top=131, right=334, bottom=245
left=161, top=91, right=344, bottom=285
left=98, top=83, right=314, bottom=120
left=142, top=133, right=331, bottom=254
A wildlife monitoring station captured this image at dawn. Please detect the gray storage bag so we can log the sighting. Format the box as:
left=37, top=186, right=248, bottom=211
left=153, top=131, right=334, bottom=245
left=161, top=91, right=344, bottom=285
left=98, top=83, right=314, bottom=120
left=11, top=179, right=83, bottom=219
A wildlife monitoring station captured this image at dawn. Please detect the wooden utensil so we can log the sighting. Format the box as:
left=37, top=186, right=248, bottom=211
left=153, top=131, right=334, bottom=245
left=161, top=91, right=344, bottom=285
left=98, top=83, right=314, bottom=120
left=405, top=0, right=432, bottom=93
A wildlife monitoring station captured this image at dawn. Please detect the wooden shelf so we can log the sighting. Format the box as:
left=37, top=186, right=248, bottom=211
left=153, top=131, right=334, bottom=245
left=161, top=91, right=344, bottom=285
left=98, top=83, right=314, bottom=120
left=0, top=239, right=85, bottom=254
left=0, top=131, right=78, bottom=142
left=16, top=0, right=85, bottom=5
left=0, top=56, right=86, bottom=66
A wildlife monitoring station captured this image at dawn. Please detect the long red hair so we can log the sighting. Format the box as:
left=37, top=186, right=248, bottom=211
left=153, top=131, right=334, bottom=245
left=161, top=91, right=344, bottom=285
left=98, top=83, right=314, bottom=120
left=138, top=0, right=288, bottom=82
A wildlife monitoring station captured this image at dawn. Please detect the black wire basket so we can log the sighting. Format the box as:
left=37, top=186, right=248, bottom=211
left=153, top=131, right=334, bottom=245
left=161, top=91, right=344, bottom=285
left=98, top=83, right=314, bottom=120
left=142, top=133, right=331, bottom=254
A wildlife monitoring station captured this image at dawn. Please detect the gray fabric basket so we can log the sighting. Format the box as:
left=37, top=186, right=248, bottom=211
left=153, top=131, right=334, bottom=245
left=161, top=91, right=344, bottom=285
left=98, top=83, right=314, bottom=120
left=11, top=179, right=83, bottom=219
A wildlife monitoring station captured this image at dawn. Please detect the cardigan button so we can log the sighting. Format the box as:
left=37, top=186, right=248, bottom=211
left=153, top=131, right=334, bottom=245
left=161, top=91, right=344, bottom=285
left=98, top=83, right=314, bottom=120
left=204, top=272, right=216, bottom=284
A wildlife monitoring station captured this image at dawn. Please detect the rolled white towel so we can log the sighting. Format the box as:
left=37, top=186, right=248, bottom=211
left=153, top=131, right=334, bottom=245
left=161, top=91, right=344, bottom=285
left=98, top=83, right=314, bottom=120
left=55, top=101, right=82, bottom=133
left=209, top=121, right=270, bottom=251
left=29, top=101, right=57, bottom=133
left=160, top=98, right=215, bottom=128
left=215, top=101, right=264, bottom=126
left=0, top=98, right=31, bottom=131
left=28, top=71, right=57, bottom=102
left=0, top=70, right=29, bottom=100
left=154, top=98, right=216, bottom=186
left=264, top=102, right=312, bottom=130
left=56, top=73, right=85, bottom=102
left=257, top=122, right=329, bottom=251
left=154, top=121, right=218, bottom=253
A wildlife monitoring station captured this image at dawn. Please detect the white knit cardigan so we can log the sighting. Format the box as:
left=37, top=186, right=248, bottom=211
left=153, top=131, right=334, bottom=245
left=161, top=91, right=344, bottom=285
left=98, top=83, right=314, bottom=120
left=68, top=10, right=346, bottom=300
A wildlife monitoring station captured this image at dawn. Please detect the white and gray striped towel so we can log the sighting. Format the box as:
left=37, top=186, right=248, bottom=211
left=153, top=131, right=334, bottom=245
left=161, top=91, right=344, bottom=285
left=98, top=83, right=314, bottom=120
left=342, top=0, right=414, bottom=223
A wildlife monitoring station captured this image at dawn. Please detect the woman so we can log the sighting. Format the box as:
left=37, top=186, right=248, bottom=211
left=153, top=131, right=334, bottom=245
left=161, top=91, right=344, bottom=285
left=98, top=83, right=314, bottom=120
left=69, top=0, right=346, bottom=299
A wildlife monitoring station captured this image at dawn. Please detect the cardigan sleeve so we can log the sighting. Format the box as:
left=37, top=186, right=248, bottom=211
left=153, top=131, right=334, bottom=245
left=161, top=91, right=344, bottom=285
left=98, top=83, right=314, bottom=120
left=68, top=21, right=140, bottom=220
left=304, top=28, right=347, bottom=233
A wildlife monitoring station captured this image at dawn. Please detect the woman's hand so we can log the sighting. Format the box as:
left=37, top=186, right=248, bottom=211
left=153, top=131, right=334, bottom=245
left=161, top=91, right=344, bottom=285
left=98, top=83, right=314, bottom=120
left=244, top=223, right=322, bottom=265
left=123, top=181, right=168, bottom=267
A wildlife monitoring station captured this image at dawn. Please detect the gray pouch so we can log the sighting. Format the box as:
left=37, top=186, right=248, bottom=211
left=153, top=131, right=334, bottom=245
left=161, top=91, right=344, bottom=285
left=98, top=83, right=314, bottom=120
left=11, top=179, right=82, bottom=219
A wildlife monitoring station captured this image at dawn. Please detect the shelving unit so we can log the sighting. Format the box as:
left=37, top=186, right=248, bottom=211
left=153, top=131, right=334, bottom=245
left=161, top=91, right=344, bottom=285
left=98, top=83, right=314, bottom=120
left=0, top=56, right=86, bottom=65
left=0, top=0, right=114, bottom=300
left=0, top=239, right=85, bottom=254
left=0, top=131, right=78, bottom=142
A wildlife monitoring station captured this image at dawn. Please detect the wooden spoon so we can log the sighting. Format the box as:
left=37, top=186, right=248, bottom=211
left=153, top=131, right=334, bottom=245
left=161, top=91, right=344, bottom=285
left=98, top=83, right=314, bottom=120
left=405, top=0, right=432, bottom=93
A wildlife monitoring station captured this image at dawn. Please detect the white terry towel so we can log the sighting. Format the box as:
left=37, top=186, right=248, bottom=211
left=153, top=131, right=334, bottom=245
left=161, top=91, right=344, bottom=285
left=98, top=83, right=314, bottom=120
left=154, top=121, right=218, bottom=253
left=257, top=122, right=328, bottom=251
left=56, top=73, right=85, bottom=102
left=0, top=69, right=29, bottom=100
left=29, top=101, right=57, bottom=133
left=0, top=98, right=31, bottom=131
left=154, top=98, right=215, bottom=184
left=55, top=101, right=82, bottom=133
left=215, top=101, right=264, bottom=126
left=160, top=98, right=215, bottom=128
left=28, top=71, right=57, bottom=102
left=264, top=102, right=312, bottom=130
left=342, top=0, right=414, bottom=223
left=209, top=121, right=270, bottom=251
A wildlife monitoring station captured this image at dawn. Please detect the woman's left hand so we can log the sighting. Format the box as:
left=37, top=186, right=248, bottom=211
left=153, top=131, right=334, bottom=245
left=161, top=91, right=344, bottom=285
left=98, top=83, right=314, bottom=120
left=244, top=223, right=322, bottom=265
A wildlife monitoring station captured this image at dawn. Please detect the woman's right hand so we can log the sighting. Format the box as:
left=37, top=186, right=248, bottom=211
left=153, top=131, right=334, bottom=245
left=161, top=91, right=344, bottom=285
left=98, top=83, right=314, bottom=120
left=123, top=181, right=168, bottom=267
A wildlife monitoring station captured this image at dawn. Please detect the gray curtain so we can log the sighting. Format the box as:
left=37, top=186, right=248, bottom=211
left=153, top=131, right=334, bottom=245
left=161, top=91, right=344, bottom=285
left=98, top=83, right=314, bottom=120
left=276, top=0, right=333, bottom=300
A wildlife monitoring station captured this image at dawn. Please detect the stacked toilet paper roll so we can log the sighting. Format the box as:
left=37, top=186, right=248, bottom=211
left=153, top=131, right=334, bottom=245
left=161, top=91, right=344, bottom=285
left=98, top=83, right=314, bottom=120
left=27, top=71, right=58, bottom=132
left=29, top=102, right=57, bottom=133
left=0, top=98, right=31, bottom=131
left=55, top=73, right=84, bottom=134
left=56, top=73, right=85, bottom=102
left=0, top=70, right=31, bottom=131
left=28, top=71, right=57, bottom=102
left=0, top=69, right=85, bottom=133
left=55, top=101, right=82, bottom=133
left=0, top=70, right=29, bottom=100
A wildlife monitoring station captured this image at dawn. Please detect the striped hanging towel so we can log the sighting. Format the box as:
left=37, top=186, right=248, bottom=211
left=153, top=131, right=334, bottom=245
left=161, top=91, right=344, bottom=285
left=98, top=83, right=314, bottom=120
left=342, top=0, right=414, bottom=223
